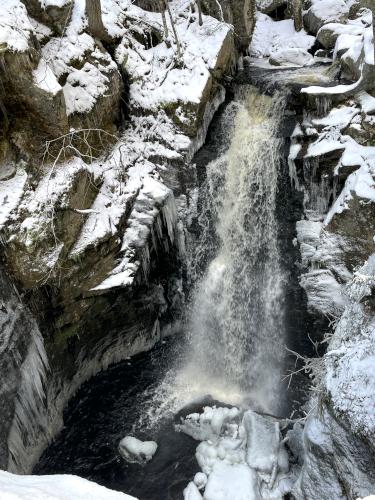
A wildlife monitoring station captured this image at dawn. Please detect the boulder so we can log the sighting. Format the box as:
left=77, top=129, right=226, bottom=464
left=303, top=0, right=349, bottom=35
left=269, top=48, right=314, bottom=67
left=20, top=0, right=73, bottom=36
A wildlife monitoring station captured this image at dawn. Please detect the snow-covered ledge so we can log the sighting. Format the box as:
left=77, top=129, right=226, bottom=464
left=0, top=471, right=137, bottom=500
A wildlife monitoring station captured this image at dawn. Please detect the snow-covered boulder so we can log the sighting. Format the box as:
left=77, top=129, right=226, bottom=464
left=317, top=22, right=364, bottom=50
left=304, top=0, right=349, bottom=35
left=250, top=13, right=315, bottom=62
left=118, top=436, right=158, bottom=464
left=269, top=48, right=314, bottom=67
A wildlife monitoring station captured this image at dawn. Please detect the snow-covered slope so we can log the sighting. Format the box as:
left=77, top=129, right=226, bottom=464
left=0, top=471, right=137, bottom=500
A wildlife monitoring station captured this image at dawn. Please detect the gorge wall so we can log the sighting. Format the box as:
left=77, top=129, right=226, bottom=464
left=0, top=0, right=254, bottom=474
left=0, top=0, right=375, bottom=498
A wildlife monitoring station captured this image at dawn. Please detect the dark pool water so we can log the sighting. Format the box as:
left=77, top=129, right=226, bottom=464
left=35, top=340, right=201, bottom=500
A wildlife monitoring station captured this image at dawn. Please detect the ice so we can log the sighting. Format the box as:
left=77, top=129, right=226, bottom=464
left=194, top=472, right=208, bottom=490
left=184, top=482, right=203, bottom=500
left=177, top=407, right=294, bottom=500
left=204, top=462, right=261, bottom=500
left=118, top=436, right=157, bottom=464
left=7, top=327, right=49, bottom=473
left=0, top=470, right=137, bottom=499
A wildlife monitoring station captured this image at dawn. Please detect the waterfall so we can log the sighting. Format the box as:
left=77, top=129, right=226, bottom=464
left=137, top=87, right=287, bottom=427
left=184, top=87, right=286, bottom=413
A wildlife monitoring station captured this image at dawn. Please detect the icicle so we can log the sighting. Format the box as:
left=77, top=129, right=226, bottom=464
left=288, top=142, right=302, bottom=190
left=315, top=95, right=332, bottom=116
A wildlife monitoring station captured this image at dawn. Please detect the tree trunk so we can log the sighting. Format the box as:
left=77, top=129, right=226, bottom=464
left=292, top=0, right=303, bottom=32
left=85, top=0, right=110, bottom=42
left=165, top=1, right=182, bottom=57
left=372, top=4, right=375, bottom=67
left=196, top=0, right=203, bottom=26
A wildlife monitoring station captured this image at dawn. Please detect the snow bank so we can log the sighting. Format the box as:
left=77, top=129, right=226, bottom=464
left=0, top=471, right=137, bottom=500
left=250, top=13, right=315, bottom=66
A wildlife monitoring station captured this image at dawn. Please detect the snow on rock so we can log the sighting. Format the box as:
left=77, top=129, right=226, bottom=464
left=118, top=436, right=157, bottom=464
left=269, top=48, right=314, bottom=68
left=356, top=91, right=375, bottom=115
left=0, top=167, right=28, bottom=230
left=0, top=0, right=33, bottom=52
left=325, top=256, right=375, bottom=438
left=250, top=13, right=315, bottom=67
left=177, top=407, right=293, bottom=500
left=115, top=1, right=233, bottom=128
left=311, top=106, right=359, bottom=131
left=33, top=58, right=62, bottom=95
left=304, top=0, right=349, bottom=35
left=325, top=145, right=375, bottom=225
left=300, top=268, right=346, bottom=315
left=0, top=470, right=137, bottom=499
left=317, top=22, right=365, bottom=49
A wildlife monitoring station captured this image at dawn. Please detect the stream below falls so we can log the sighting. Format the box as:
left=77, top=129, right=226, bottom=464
left=35, top=82, right=317, bottom=499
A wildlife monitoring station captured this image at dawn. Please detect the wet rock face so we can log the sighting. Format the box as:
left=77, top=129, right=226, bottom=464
left=0, top=268, right=47, bottom=471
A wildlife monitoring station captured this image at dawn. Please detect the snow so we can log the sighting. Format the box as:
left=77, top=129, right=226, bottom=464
left=270, top=48, right=314, bottom=68
left=356, top=91, right=375, bottom=115
left=325, top=153, right=375, bottom=225
left=115, top=2, right=231, bottom=113
left=63, top=61, right=110, bottom=115
left=0, top=167, right=28, bottom=230
left=324, top=256, right=375, bottom=438
left=0, top=471, right=137, bottom=500
left=0, top=0, right=32, bottom=52
left=307, top=0, right=349, bottom=25
left=311, top=106, right=359, bottom=130
left=33, top=58, right=62, bottom=95
left=204, top=463, right=261, bottom=500
left=250, top=13, right=315, bottom=63
left=118, top=436, right=157, bottom=464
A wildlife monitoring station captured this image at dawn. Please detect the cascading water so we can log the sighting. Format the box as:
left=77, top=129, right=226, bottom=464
left=181, top=87, right=286, bottom=413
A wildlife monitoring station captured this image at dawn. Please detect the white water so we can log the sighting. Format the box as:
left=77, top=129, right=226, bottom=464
left=183, top=88, right=286, bottom=413
left=140, top=87, right=287, bottom=424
